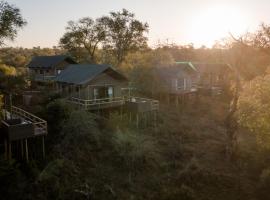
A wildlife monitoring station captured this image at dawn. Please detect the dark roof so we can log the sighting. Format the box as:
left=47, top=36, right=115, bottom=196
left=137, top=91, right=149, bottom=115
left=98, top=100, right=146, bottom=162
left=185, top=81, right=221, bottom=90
left=27, top=55, right=77, bottom=68
left=155, top=62, right=197, bottom=80
left=175, top=61, right=198, bottom=72
left=192, top=63, right=232, bottom=73
left=55, top=64, right=127, bottom=85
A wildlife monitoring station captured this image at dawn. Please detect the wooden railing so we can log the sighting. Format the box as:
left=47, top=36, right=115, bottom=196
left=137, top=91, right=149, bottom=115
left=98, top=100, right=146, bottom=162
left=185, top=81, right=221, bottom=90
left=68, top=96, right=125, bottom=110
left=34, top=75, right=56, bottom=82
left=68, top=96, right=159, bottom=111
left=11, top=106, right=47, bottom=136
left=125, top=96, right=159, bottom=111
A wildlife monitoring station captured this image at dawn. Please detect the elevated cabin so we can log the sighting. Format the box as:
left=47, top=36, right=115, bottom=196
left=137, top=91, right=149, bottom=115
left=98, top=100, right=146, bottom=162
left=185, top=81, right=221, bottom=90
left=55, top=64, right=128, bottom=110
left=27, top=55, right=77, bottom=83
left=193, top=63, right=232, bottom=90
left=0, top=106, right=47, bottom=161
left=155, top=62, right=198, bottom=96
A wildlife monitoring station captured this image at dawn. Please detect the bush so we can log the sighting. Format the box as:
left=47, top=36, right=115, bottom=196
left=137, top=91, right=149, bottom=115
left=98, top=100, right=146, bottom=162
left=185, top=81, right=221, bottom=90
left=256, top=168, right=270, bottom=200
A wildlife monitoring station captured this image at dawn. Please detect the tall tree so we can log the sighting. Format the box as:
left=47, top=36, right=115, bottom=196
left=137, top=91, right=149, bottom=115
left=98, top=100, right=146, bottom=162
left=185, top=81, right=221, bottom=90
left=0, top=1, right=26, bottom=46
left=59, top=17, right=106, bottom=63
left=100, top=9, right=149, bottom=65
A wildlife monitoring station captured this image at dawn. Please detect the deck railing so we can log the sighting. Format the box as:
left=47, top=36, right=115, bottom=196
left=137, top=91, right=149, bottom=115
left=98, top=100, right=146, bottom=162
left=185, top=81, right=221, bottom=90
left=34, top=75, right=56, bottom=82
left=68, top=96, right=159, bottom=111
left=125, top=96, right=159, bottom=111
left=11, top=106, right=47, bottom=136
left=68, top=96, right=125, bottom=110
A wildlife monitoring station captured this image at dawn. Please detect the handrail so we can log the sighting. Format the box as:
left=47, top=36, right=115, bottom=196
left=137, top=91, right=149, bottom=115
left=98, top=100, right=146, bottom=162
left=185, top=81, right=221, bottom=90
left=68, top=96, right=159, bottom=111
left=69, top=96, right=125, bottom=109
left=11, top=106, right=47, bottom=135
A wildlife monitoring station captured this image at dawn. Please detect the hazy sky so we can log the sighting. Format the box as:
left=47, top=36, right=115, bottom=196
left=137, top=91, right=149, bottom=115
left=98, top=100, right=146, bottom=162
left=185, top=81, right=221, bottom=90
left=6, top=0, right=270, bottom=48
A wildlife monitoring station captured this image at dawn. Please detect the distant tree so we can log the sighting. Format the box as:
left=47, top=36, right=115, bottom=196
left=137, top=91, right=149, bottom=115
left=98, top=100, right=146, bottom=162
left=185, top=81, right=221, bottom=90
left=59, top=17, right=106, bottom=63
left=0, top=1, right=26, bottom=46
left=99, top=9, right=149, bottom=65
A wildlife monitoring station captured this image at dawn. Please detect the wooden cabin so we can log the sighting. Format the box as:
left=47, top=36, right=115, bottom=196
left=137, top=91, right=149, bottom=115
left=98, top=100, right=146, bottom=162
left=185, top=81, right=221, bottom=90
left=27, top=55, right=77, bottom=83
left=193, top=63, right=233, bottom=94
left=0, top=106, right=47, bottom=161
left=155, top=62, right=198, bottom=97
left=55, top=64, right=128, bottom=110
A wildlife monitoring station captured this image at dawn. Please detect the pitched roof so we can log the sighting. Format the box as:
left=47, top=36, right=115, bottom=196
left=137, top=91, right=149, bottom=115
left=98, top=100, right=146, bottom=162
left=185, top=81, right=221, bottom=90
left=27, top=55, right=77, bottom=68
left=155, top=62, right=197, bottom=80
left=55, top=64, right=127, bottom=85
left=175, top=61, right=198, bottom=72
left=192, top=63, right=232, bottom=73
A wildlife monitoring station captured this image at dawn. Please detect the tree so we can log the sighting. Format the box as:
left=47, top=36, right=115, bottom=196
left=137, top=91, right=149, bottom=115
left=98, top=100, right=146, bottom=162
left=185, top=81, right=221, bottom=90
left=0, top=1, right=26, bottom=46
left=60, top=17, right=106, bottom=63
left=238, top=71, right=270, bottom=150
left=100, top=9, right=149, bottom=65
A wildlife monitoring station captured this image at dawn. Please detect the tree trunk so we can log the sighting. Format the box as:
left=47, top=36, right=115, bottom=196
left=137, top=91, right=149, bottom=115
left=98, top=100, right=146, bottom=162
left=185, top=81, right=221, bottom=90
left=225, top=74, right=240, bottom=161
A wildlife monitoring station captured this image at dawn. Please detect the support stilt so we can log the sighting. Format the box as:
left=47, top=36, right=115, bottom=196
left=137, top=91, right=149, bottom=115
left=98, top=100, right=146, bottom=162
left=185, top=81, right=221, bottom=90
left=136, top=113, right=139, bottom=128
left=25, top=139, right=29, bottom=163
left=42, top=136, right=45, bottom=159
left=21, top=140, right=24, bottom=159
left=4, top=140, right=7, bottom=160
left=8, top=142, right=12, bottom=160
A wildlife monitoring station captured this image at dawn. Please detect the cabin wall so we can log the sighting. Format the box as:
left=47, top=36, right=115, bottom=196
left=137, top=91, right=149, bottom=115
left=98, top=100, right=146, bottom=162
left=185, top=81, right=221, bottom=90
left=29, top=60, right=71, bottom=82
left=57, top=72, right=127, bottom=100
left=168, top=74, right=198, bottom=95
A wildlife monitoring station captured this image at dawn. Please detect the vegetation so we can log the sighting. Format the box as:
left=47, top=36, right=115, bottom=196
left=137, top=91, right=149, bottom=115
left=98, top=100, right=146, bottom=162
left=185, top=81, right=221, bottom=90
left=2, top=2, right=270, bottom=200
left=0, top=0, right=26, bottom=45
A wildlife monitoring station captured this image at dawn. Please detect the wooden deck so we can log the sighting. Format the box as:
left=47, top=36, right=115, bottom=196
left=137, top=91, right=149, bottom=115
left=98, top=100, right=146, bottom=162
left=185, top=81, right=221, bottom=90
left=68, top=96, right=125, bottom=110
left=68, top=96, right=159, bottom=111
left=10, top=106, right=47, bottom=136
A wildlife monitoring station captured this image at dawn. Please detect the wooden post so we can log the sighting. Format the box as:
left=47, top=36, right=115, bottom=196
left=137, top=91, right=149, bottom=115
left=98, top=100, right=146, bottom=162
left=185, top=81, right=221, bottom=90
left=42, top=136, right=45, bottom=159
left=129, top=112, right=132, bottom=122
left=136, top=113, right=139, bottom=128
left=21, top=139, right=24, bottom=159
left=8, top=142, right=12, bottom=160
left=4, top=140, right=8, bottom=160
left=175, top=95, right=179, bottom=107
left=25, top=139, right=29, bottom=163
left=120, top=104, right=123, bottom=121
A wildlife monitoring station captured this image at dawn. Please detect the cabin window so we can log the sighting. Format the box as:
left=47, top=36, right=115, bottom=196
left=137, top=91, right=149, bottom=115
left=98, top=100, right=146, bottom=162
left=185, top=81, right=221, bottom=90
left=175, top=78, right=186, bottom=90
left=39, top=70, right=43, bottom=74
left=108, top=87, right=114, bottom=99
left=94, top=88, right=98, bottom=100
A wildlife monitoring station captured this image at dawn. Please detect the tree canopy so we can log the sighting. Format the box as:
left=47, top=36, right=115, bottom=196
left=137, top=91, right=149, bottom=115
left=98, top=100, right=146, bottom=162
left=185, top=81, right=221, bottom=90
left=59, top=17, right=106, bottom=63
left=100, top=9, right=149, bottom=64
left=0, top=1, right=26, bottom=46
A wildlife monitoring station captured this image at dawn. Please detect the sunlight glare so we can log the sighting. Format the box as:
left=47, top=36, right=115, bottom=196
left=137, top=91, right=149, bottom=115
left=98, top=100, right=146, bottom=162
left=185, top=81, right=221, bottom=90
left=189, top=4, right=249, bottom=47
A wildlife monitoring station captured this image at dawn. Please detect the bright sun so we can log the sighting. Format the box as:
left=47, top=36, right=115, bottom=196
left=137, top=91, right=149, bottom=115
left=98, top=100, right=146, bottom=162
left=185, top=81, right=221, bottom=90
left=190, top=4, right=249, bottom=47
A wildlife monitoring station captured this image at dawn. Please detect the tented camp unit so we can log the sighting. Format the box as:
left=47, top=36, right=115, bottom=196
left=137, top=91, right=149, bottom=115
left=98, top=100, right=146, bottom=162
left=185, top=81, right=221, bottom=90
left=156, top=62, right=198, bottom=95
left=27, top=55, right=77, bottom=83
left=193, top=63, right=232, bottom=91
left=0, top=106, right=47, bottom=162
left=55, top=64, right=128, bottom=110
left=155, top=62, right=198, bottom=105
left=56, top=64, right=159, bottom=127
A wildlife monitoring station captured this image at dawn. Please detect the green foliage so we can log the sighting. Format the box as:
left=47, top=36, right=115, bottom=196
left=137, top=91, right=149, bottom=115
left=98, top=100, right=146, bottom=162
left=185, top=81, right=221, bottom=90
left=60, top=17, right=106, bottom=63
left=256, top=168, right=270, bottom=200
left=45, top=99, right=72, bottom=146
left=0, top=63, right=16, bottom=75
left=238, top=72, right=270, bottom=149
left=99, top=9, right=149, bottom=64
left=0, top=1, right=27, bottom=45
left=60, top=110, right=101, bottom=153
left=112, top=128, right=159, bottom=169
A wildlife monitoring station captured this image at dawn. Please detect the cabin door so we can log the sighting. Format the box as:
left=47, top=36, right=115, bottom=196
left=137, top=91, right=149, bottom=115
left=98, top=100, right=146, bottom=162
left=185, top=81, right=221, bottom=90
left=93, top=86, right=114, bottom=100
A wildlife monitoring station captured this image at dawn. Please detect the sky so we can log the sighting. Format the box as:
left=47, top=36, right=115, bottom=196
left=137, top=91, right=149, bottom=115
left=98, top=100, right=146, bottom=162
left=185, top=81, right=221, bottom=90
left=6, top=0, right=270, bottom=48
